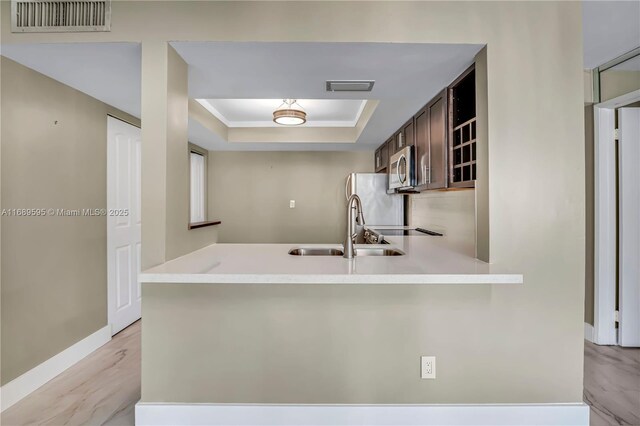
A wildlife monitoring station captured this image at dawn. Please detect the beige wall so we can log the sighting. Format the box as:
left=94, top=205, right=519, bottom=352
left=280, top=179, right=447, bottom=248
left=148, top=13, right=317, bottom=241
left=163, top=46, right=219, bottom=261
left=140, top=1, right=585, bottom=404
left=208, top=151, right=372, bottom=244
left=0, top=57, right=139, bottom=384
left=141, top=44, right=217, bottom=270
left=408, top=189, right=476, bottom=255
left=143, top=281, right=577, bottom=404
left=584, top=70, right=594, bottom=104
left=584, top=105, right=595, bottom=325
left=141, top=1, right=585, bottom=404
left=1, top=0, right=586, bottom=404
left=474, top=47, right=489, bottom=261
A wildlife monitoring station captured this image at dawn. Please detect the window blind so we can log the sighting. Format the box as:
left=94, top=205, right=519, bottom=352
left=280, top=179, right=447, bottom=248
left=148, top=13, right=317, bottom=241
left=190, top=152, right=205, bottom=223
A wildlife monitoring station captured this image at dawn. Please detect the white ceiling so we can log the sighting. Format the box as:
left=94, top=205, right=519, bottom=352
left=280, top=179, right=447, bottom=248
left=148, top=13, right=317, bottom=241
left=0, top=42, right=141, bottom=117
left=174, top=41, right=481, bottom=149
left=583, top=0, right=640, bottom=69
left=172, top=41, right=479, bottom=101
left=198, top=98, right=367, bottom=127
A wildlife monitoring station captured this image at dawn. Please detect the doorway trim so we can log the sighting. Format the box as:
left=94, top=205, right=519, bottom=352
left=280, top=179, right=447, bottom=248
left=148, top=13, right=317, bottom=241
left=593, top=89, right=640, bottom=345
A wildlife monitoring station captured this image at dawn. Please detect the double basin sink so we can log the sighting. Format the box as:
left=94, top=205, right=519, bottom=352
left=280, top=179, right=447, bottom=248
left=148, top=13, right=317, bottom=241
left=288, top=247, right=404, bottom=257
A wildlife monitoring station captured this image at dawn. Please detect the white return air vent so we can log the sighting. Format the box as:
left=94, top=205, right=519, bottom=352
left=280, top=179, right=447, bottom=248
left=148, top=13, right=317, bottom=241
left=11, top=0, right=111, bottom=33
left=326, top=80, right=375, bottom=92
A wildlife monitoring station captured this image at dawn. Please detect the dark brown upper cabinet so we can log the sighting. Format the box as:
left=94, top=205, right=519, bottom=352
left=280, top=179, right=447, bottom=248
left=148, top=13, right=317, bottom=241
left=390, top=118, right=415, bottom=154
left=415, top=89, right=447, bottom=190
left=405, top=120, right=415, bottom=148
left=448, top=64, right=476, bottom=188
left=374, top=139, right=391, bottom=173
left=374, top=148, right=383, bottom=172
left=374, top=63, right=476, bottom=189
left=414, top=107, right=429, bottom=186
left=383, top=139, right=391, bottom=169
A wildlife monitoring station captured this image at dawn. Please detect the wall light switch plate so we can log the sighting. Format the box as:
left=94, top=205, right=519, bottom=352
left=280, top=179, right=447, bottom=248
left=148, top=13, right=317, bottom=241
left=421, top=356, right=436, bottom=379
left=289, top=200, right=295, bottom=209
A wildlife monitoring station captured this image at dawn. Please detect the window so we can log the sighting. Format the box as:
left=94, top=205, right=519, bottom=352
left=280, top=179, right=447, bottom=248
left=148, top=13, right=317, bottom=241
left=188, top=144, right=221, bottom=230
left=189, top=150, right=206, bottom=224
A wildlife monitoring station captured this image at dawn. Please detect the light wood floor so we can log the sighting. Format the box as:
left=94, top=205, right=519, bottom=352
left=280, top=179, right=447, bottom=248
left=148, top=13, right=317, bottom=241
left=584, top=340, right=640, bottom=426
left=1, top=321, right=140, bottom=426
left=3, top=323, right=639, bottom=426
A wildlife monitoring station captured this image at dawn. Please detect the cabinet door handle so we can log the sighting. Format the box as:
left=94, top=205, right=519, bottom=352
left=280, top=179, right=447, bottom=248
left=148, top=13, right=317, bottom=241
left=428, top=127, right=432, bottom=185
left=423, top=165, right=430, bottom=185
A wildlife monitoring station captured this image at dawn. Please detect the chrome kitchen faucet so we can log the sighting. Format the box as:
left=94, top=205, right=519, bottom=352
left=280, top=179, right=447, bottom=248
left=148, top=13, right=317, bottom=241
left=344, top=194, right=365, bottom=259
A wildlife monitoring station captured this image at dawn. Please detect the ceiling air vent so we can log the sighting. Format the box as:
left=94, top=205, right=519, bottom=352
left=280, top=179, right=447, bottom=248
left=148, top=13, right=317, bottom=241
left=11, top=0, right=111, bottom=33
left=326, top=80, right=375, bottom=92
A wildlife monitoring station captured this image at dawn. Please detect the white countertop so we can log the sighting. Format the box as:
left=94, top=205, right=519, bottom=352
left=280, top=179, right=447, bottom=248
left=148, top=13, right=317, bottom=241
left=140, top=231, right=523, bottom=285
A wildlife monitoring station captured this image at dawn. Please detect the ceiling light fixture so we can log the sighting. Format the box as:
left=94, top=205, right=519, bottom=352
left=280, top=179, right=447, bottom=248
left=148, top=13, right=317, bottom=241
left=273, top=99, right=307, bottom=126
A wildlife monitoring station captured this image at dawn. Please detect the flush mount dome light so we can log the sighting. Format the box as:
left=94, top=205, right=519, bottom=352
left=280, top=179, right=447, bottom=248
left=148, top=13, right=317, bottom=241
left=273, top=99, right=306, bottom=126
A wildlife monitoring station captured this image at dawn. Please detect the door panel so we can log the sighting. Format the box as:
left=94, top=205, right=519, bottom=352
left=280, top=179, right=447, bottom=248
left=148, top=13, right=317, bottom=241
left=619, top=107, right=640, bottom=347
left=391, top=132, right=401, bottom=154
left=374, top=148, right=382, bottom=172
left=136, top=241, right=142, bottom=302
left=382, top=139, right=390, bottom=169
left=115, top=136, right=131, bottom=228
left=403, top=118, right=415, bottom=148
left=115, top=245, right=132, bottom=309
left=135, top=137, right=142, bottom=225
left=108, top=116, right=142, bottom=335
left=415, top=108, right=429, bottom=187
left=427, top=93, right=447, bottom=190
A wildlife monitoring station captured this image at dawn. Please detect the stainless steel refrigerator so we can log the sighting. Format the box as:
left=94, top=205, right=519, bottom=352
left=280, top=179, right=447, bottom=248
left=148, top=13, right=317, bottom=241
left=345, top=173, right=403, bottom=226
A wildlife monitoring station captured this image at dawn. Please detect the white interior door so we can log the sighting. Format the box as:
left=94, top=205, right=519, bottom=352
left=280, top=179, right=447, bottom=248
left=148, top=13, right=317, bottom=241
left=107, top=116, right=142, bottom=335
left=618, top=107, right=640, bottom=347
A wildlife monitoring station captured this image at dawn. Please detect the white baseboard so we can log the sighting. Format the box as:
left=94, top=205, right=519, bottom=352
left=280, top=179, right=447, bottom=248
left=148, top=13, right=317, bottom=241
left=1, top=325, right=111, bottom=412
left=135, top=402, right=590, bottom=425
left=584, top=322, right=595, bottom=343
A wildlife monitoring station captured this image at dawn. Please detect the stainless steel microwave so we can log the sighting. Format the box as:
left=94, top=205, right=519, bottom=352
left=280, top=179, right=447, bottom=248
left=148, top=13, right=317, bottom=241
left=388, top=145, right=415, bottom=192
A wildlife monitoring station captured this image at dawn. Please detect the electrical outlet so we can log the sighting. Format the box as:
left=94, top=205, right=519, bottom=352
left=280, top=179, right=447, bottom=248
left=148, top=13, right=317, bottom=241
left=421, top=356, right=436, bottom=379
left=289, top=200, right=295, bottom=209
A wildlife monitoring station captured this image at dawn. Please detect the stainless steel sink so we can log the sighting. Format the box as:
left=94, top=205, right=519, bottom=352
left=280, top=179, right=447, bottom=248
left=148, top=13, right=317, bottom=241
left=288, top=247, right=404, bottom=257
left=355, top=248, right=405, bottom=256
left=288, top=247, right=344, bottom=256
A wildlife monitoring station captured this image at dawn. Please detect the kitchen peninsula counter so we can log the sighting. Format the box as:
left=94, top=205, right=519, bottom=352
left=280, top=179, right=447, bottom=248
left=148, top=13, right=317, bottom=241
left=138, top=230, right=526, bottom=410
left=140, top=233, right=523, bottom=285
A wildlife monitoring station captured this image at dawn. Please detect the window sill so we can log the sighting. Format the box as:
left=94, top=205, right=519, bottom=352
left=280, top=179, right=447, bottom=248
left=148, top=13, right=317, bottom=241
left=188, top=220, right=221, bottom=230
